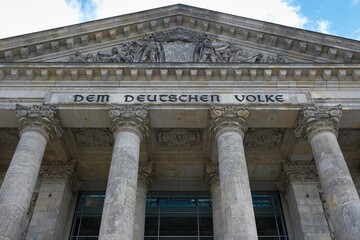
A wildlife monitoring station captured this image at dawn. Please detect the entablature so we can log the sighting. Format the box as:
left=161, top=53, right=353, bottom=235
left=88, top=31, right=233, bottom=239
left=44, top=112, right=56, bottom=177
left=0, top=63, right=360, bottom=89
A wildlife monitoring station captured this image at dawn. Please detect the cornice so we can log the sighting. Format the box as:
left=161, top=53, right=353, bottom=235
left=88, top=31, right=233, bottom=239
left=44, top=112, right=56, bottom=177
left=0, top=63, right=359, bottom=85
left=0, top=5, right=359, bottom=63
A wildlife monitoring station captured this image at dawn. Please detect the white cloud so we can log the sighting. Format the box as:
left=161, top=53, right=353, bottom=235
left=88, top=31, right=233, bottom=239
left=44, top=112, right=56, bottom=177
left=352, top=0, right=359, bottom=5
left=0, top=0, right=82, bottom=39
left=1, top=0, right=308, bottom=39
left=93, top=0, right=308, bottom=28
left=316, top=19, right=331, bottom=34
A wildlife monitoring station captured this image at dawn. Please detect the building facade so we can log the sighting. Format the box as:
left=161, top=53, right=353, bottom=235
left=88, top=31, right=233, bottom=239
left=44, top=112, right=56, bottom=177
left=1, top=4, right=360, bottom=240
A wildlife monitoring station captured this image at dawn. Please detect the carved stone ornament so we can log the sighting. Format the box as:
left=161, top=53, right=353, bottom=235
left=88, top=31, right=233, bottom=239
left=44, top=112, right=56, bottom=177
left=69, top=28, right=288, bottom=63
left=204, top=162, right=220, bottom=189
left=156, top=128, right=202, bottom=151
left=73, top=128, right=113, bottom=148
left=276, top=160, right=319, bottom=192
left=0, top=128, right=19, bottom=147
left=40, top=160, right=81, bottom=193
left=138, top=161, right=154, bottom=187
left=109, top=105, right=150, bottom=139
left=16, top=104, right=63, bottom=141
left=294, top=105, right=342, bottom=139
left=209, top=105, right=249, bottom=138
left=244, top=128, right=283, bottom=148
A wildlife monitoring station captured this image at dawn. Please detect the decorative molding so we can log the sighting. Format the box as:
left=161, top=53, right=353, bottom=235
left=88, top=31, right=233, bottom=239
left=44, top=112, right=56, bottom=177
left=0, top=128, right=19, bottom=147
left=16, top=104, right=63, bottom=141
left=338, top=129, right=360, bottom=151
left=204, top=162, right=219, bottom=189
left=40, top=160, right=81, bottom=193
left=109, top=105, right=150, bottom=140
left=294, top=105, right=342, bottom=139
left=244, top=128, right=283, bottom=148
left=155, top=128, right=202, bottom=151
left=69, top=28, right=287, bottom=64
left=208, top=105, right=249, bottom=138
left=1, top=64, right=360, bottom=83
left=138, top=161, right=154, bottom=187
left=276, top=160, right=319, bottom=192
left=73, top=128, right=113, bottom=148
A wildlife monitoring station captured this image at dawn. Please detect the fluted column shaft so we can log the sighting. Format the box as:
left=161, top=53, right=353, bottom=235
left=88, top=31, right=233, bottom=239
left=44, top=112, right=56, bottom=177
left=0, top=104, right=62, bottom=240
left=296, top=105, right=360, bottom=239
left=99, top=105, right=149, bottom=240
left=209, top=105, right=257, bottom=240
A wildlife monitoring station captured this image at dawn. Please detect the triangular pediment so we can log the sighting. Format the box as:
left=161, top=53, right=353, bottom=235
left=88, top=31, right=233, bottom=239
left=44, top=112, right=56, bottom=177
left=0, top=4, right=359, bottom=63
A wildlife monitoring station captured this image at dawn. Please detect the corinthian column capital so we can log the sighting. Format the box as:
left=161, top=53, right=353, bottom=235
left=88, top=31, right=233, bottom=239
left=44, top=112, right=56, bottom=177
left=208, top=105, right=249, bottom=138
left=204, top=162, right=220, bottom=190
left=109, top=105, right=150, bottom=140
left=40, top=160, right=81, bottom=193
left=294, top=105, right=342, bottom=139
left=276, top=160, right=319, bottom=192
left=16, top=104, right=63, bottom=141
left=138, top=161, right=154, bottom=187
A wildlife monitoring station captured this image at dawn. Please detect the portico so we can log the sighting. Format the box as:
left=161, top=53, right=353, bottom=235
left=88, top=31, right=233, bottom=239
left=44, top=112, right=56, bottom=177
left=1, top=4, right=360, bottom=240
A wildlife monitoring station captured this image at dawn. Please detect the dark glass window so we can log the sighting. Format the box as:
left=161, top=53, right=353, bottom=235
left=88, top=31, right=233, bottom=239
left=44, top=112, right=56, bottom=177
left=69, top=191, right=288, bottom=239
left=69, top=192, right=105, bottom=239
left=253, top=192, right=288, bottom=239
left=144, top=192, right=213, bottom=239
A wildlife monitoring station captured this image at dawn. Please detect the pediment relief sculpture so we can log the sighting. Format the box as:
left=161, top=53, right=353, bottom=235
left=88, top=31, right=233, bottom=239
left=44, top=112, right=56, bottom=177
left=69, top=28, right=287, bottom=63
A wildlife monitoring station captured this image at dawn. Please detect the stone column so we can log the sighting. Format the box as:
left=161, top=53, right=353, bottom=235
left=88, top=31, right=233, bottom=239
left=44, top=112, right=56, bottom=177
left=276, top=160, right=332, bottom=240
left=208, top=105, right=257, bottom=240
left=99, top=105, right=150, bottom=240
left=26, top=160, right=81, bottom=240
left=133, top=161, right=154, bottom=240
left=204, top=162, right=224, bottom=240
left=0, top=104, right=62, bottom=240
left=295, top=105, right=360, bottom=239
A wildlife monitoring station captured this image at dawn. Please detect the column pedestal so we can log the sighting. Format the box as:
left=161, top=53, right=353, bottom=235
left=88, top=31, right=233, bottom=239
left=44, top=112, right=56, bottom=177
left=0, top=104, right=62, bottom=240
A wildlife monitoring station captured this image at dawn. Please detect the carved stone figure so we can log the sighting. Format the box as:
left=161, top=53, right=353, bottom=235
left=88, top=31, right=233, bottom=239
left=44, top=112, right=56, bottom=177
left=68, top=29, right=288, bottom=64
left=139, top=37, right=165, bottom=62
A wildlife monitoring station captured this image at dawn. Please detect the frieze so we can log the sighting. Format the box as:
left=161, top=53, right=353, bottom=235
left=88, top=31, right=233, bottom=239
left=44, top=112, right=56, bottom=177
left=73, top=128, right=113, bottom=148
left=69, top=28, right=288, bottom=63
left=155, top=128, right=202, bottom=151
left=244, top=128, right=284, bottom=149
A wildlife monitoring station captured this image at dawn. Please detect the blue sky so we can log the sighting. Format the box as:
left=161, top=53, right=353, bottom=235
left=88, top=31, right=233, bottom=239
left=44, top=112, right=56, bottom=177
left=1, top=0, right=359, bottom=40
